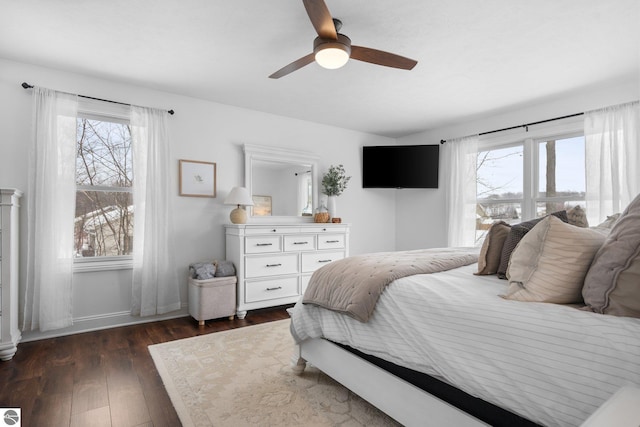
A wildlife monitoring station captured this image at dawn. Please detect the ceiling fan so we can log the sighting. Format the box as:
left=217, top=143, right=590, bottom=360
left=269, top=0, right=418, bottom=79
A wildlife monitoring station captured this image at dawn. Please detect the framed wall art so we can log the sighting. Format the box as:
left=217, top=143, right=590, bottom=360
left=252, top=195, right=272, bottom=216
left=179, top=160, right=216, bottom=197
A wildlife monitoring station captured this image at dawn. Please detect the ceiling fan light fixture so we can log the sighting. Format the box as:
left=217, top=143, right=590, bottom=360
left=313, top=35, right=351, bottom=69
left=268, top=4, right=417, bottom=79
left=315, top=46, right=349, bottom=69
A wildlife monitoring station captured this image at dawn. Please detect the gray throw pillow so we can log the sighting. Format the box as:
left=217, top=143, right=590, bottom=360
left=475, top=221, right=511, bottom=275
left=566, top=205, right=589, bottom=228
left=583, top=193, right=640, bottom=318
left=497, top=210, right=569, bottom=279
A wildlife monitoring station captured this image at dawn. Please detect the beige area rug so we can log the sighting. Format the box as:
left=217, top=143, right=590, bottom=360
left=148, top=319, right=400, bottom=427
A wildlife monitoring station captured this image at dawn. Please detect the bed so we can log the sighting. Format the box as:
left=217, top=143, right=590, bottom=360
left=288, top=198, right=640, bottom=427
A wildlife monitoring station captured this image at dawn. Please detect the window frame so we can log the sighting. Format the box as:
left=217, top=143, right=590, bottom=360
left=74, top=100, right=133, bottom=272
left=476, top=117, right=584, bottom=229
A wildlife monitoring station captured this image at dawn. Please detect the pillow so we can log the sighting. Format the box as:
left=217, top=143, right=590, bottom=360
left=502, top=216, right=606, bottom=303
left=590, top=213, right=621, bottom=235
left=583, top=193, right=640, bottom=318
left=475, top=221, right=511, bottom=275
left=600, top=255, right=640, bottom=317
left=566, top=205, right=589, bottom=228
left=496, top=210, right=569, bottom=279
left=214, top=260, right=236, bottom=277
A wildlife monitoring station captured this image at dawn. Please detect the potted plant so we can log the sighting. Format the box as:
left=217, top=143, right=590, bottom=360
left=321, top=164, right=351, bottom=219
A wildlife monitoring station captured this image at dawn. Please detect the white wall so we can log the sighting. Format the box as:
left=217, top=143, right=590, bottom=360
left=0, top=58, right=397, bottom=341
left=395, top=76, right=640, bottom=250
left=3, top=58, right=636, bottom=341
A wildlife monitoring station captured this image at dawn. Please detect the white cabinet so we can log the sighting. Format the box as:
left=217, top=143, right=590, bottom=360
left=225, top=223, right=350, bottom=319
left=0, top=189, right=22, bottom=361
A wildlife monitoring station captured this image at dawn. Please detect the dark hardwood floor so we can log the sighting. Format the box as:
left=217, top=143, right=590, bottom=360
left=0, top=306, right=291, bottom=427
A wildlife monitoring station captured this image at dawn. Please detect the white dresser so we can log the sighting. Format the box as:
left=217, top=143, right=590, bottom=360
left=225, top=223, right=350, bottom=319
left=0, top=189, right=22, bottom=361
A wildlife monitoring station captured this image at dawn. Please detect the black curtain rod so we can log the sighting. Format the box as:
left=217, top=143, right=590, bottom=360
left=439, top=112, right=584, bottom=144
left=21, top=82, right=175, bottom=115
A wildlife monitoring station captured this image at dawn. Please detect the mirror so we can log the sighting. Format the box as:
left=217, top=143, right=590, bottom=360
left=244, top=144, right=319, bottom=222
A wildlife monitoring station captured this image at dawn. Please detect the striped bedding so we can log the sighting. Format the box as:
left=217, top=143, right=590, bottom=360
left=289, top=263, right=640, bottom=427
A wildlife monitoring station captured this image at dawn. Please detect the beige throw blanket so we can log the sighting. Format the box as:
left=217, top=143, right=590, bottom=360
left=302, top=247, right=479, bottom=322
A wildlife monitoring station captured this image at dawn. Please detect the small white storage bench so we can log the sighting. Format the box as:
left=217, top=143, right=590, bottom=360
left=188, top=276, right=237, bottom=326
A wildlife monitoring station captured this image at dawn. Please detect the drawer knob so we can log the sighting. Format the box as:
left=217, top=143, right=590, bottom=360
left=266, top=263, right=282, bottom=267
left=293, top=241, right=309, bottom=245
left=266, top=286, right=283, bottom=291
left=318, top=259, right=332, bottom=263
left=325, top=240, right=340, bottom=243
left=256, top=243, right=273, bottom=246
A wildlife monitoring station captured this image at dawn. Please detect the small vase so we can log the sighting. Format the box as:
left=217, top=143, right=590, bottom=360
left=327, top=195, right=337, bottom=219
left=314, top=202, right=329, bottom=223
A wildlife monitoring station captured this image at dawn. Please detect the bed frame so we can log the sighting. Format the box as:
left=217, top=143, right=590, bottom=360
left=292, top=337, right=489, bottom=427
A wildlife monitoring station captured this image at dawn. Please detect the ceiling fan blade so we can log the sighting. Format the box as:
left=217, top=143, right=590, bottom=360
left=350, top=45, right=417, bottom=70
left=269, top=53, right=316, bottom=79
left=302, top=0, right=337, bottom=39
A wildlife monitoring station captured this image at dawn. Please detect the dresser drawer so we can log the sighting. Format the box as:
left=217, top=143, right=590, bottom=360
left=305, top=226, right=348, bottom=234
left=283, top=234, right=316, bottom=252
left=317, top=234, right=346, bottom=250
left=245, top=276, right=299, bottom=303
left=245, top=253, right=298, bottom=278
left=301, top=251, right=345, bottom=273
left=244, top=227, right=298, bottom=235
left=245, top=235, right=282, bottom=254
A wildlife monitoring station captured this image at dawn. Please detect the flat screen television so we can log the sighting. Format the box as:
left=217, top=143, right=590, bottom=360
left=362, top=144, right=439, bottom=188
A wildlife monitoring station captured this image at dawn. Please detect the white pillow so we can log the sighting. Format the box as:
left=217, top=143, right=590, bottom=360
left=502, top=216, right=606, bottom=304
left=590, top=213, right=621, bottom=235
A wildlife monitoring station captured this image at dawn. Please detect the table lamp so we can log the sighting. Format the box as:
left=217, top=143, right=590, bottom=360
left=224, top=187, right=254, bottom=224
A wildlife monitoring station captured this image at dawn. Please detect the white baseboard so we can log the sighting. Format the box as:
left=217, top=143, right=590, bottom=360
left=20, top=304, right=191, bottom=342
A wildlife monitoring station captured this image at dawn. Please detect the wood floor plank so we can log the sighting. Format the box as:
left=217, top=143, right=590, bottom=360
left=70, top=405, right=112, bottom=427
left=0, top=377, right=40, bottom=418
left=0, top=305, right=291, bottom=427
left=30, top=391, right=73, bottom=427
left=72, top=378, right=109, bottom=415
left=42, top=362, right=75, bottom=395
left=107, top=382, right=152, bottom=427
left=139, top=382, right=181, bottom=427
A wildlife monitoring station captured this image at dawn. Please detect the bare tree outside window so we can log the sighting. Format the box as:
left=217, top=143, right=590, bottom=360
left=475, top=145, right=523, bottom=242
left=537, top=136, right=585, bottom=215
left=545, top=140, right=557, bottom=213
left=74, top=118, right=133, bottom=257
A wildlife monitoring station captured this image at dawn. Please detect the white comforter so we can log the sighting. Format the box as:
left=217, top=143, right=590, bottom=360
left=290, top=263, right=640, bottom=427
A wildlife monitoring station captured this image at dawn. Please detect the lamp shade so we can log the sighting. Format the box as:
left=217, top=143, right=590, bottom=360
left=224, top=187, right=254, bottom=206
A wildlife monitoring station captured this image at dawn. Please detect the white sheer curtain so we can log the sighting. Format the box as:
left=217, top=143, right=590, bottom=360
left=585, top=101, right=640, bottom=225
left=23, top=87, right=78, bottom=332
left=444, top=135, right=479, bottom=247
left=130, top=106, right=181, bottom=316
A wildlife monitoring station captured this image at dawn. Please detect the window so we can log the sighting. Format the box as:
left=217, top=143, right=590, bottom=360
left=476, top=132, right=585, bottom=242
left=535, top=136, right=585, bottom=215
left=74, top=116, right=133, bottom=259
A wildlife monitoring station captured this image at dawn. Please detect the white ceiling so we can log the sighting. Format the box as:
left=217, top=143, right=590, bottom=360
left=1, top=1, right=638, bottom=137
